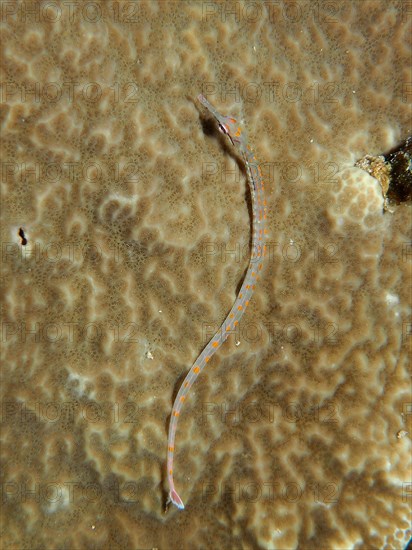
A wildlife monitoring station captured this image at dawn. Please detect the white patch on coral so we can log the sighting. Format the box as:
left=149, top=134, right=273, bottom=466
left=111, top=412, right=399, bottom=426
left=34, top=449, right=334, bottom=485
left=385, top=292, right=399, bottom=307
left=67, top=372, right=94, bottom=398
left=43, top=483, right=71, bottom=514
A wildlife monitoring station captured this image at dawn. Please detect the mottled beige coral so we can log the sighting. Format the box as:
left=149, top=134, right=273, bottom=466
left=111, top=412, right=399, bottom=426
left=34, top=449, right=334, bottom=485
left=355, top=154, right=391, bottom=198
left=1, top=1, right=411, bottom=549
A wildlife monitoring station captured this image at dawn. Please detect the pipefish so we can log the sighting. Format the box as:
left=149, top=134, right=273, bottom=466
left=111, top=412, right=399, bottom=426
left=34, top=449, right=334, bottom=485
left=166, top=94, right=267, bottom=510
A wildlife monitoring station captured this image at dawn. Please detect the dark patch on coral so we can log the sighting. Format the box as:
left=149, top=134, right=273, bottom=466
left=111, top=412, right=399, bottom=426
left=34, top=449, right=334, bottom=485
left=384, top=136, right=412, bottom=204
left=18, top=227, right=27, bottom=245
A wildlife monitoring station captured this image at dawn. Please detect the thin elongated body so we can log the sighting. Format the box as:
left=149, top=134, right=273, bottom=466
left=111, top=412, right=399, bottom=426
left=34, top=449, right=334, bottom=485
left=166, top=94, right=267, bottom=510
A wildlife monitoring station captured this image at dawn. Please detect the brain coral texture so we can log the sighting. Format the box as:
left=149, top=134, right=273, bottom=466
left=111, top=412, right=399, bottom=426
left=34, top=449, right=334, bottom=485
left=0, top=1, right=411, bottom=549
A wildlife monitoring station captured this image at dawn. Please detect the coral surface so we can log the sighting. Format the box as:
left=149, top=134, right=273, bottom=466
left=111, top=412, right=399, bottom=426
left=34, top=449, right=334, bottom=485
left=1, top=1, right=411, bottom=549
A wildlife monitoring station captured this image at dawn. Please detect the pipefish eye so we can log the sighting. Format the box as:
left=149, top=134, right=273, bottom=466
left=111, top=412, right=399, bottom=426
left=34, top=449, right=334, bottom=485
left=218, top=122, right=229, bottom=135
left=218, top=123, right=235, bottom=145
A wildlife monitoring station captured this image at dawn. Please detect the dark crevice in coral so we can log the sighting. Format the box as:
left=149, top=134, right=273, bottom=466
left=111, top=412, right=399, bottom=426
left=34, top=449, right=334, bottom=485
left=18, top=227, right=27, bottom=245
left=355, top=136, right=411, bottom=211
left=384, top=135, right=412, bottom=204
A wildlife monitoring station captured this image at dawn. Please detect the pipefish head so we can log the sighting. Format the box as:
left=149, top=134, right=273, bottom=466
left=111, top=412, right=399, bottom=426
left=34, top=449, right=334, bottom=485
left=197, top=94, right=246, bottom=150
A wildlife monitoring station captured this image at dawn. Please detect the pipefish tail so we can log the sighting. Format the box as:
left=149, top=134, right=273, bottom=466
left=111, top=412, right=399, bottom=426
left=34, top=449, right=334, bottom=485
left=166, top=94, right=267, bottom=510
